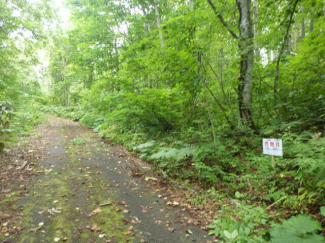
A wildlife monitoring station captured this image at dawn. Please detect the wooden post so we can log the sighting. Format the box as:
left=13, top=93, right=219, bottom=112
left=272, top=155, right=275, bottom=168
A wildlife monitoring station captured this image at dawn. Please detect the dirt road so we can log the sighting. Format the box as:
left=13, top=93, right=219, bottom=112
left=7, top=117, right=212, bottom=243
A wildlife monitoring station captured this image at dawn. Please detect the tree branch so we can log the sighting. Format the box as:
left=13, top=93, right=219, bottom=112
left=203, top=81, right=234, bottom=129
left=274, top=0, right=300, bottom=100
left=206, top=0, right=238, bottom=39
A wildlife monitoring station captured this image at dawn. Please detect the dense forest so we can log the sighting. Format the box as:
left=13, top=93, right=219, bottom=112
left=1, top=0, right=325, bottom=242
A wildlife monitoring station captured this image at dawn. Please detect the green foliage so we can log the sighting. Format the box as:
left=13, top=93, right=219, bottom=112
left=0, top=101, right=46, bottom=151
left=133, top=141, right=156, bottom=151
left=320, top=206, right=325, bottom=216
left=44, top=106, right=85, bottom=122
left=209, top=203, right=269, bottom=242
left=270, top=215, right=324, bottom=243
left=150, top=145, right=196, bottom=162
left=39, top=0, right=325, bottom=240
left=71, top=138, right=85, bottom=145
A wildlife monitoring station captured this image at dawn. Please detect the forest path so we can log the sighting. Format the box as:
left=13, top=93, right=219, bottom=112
left=14, top=116, right=212, bottom=243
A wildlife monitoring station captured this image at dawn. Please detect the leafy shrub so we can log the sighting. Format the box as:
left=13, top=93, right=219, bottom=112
left=0, top=101, right=46, bottom=151
left=209, top=203, right=269, bottom=242
left=150, top=145, right=196, bottom=161
left=270, top=215, right=324, bottom=243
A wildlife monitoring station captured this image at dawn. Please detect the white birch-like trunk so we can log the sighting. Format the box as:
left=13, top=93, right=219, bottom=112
left=300, top=7, right=305, bottom=38
left=189, top=0, right=194, bottom=10
left=253, top=0, right=259, bottom=58
left=237, top=0, right=255, bottom=129
left=153, top=0, right=164, bottom=47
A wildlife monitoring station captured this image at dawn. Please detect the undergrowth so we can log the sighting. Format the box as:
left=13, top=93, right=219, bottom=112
left=41, top=105, right=325, bottom=242
left=0, top=101, right=46, bottom=151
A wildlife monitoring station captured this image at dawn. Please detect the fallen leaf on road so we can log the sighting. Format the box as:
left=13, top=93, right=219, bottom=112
left=128, top=226, right=134, bottom=231
left=88, top=207, right=102, bottom=216
left=167, top=201, right=179, bottom=206
left=54, top=237, right=61, bottom=242
left=51, top=208, right=62, bottom=214
left=1, top=228, right=8, bottom=233
left=155, top=220, right=162, bottom=225
left=17, top=226, right=23, bottom=231
left=144, top=177, right=158, bottom=181
left=131, top=216, right=141, bottom=224
left=91, top=225, right=101, bottom=232
left=99, top=233, right=107, bottom=238
left=123, top=209, right=130, bottom=213
left=122, top=219, right=130, bottom=225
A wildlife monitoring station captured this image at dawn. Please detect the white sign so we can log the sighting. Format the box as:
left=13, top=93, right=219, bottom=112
left=263, top=138, right=283, bottom=156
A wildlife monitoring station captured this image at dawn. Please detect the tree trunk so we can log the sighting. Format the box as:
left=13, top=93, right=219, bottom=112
left=252, top=0, right=260, bottom=59
left=88, top=64, right=94, bottom=88
left=153, top=0, right=164, bottom=47
left=141, top=6, right=149, bottom=35
left=274, top=0, right=299, bottom=105
left=236, top=0, right=256, bottom=130
left=206, top=0, right=255, bottom=130
left=300, top=8, right=305, bottom=38
left=310, top=18, right=314, bottom=32
left=189, top=0, right=194, bottom=10
left=205, top=91, right=217, bottom=147
left=65, top=84, right=70, bottom=107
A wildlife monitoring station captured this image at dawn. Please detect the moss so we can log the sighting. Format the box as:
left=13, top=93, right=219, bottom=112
left=13, top=124, right=139, bottom=242
left=0, top=196, right=17, bottom=204
left=0, top=191, right=19, bottom=204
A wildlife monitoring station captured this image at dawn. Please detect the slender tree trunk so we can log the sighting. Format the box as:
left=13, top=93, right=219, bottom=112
left=308, top=5, right=317, bottom=33
left=205, top=91, right=217, bottom=147
left=189, top=0, right=194, bottom=10
left=300, top=8, right=305, bottom=38
left=236, top=0, right=256, bottom=130
left=88, top=64, right=94, bottom=88
left=65, top=84, right=69, bottom=107
left=114, top=38, right=120, bottom=75
left=153, top=0, right=164, bottom=47
left=62, top=56, right=69, bottom=107
left=293, top=23, right=298, bottom=50
left=207, top=0, right=255, bottom=130
left=274, top=0, right=299, bottom=104
left=203, top=82, right=234, bottom=128
left=310, top=18, right=314, bottom=32
left=219, top=49, right=234, bottom=119
left=253, top=0, right=260, bottom=59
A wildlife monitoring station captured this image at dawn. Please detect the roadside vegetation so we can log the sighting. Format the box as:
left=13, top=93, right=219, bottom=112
left=1, top=0, right=324, bottom=242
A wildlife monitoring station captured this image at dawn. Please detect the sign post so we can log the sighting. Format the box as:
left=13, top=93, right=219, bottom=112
left=262, top=138, right=283, bottom=167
